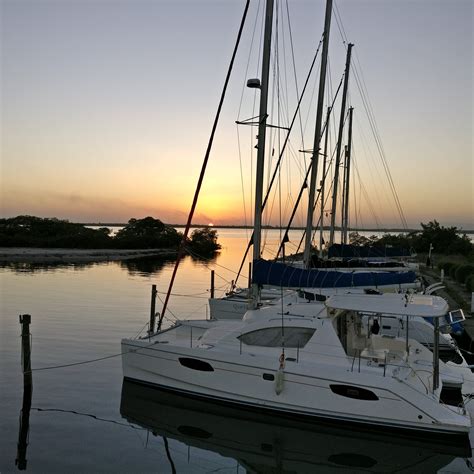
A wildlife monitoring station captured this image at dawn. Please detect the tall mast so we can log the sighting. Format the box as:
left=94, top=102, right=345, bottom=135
left=319, top=106, right=331, bottom=257
left=329, top=42, right=353, bottom=247
left=340, top=144, right=347, bottom=241
left=303, top=0, right=333, bottom=269
left=342, top=106, right=353, bottom=244
left=250, top=0, right=274, bottom=308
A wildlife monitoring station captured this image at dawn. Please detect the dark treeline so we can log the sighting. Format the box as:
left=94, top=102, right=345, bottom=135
left=349, top=220, right=474, bottom=292
left=2, top=216, right=472, bottom=261
left=0, top=216, right=221, bottom=256
left=349, top=220, right=473, bottom=257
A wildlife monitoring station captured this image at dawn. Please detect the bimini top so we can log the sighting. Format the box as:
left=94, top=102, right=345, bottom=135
left=326, top=293, right=449, bottom=318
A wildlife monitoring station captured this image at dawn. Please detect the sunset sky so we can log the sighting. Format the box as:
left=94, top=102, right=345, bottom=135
left=1, top=0, right=473, bottom=230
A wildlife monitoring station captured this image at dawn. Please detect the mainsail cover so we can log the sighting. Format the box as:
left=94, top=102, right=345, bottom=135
left=252, top=259, right=417, bottom=288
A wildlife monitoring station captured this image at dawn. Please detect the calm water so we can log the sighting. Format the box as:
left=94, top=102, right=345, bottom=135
left=1, top=229, right=473, bottom=473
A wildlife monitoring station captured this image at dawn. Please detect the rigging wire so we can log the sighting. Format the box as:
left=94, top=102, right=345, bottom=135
left=236, top=0, right=263, bottom=241
left=333, top=0, right=408, bottom=229
left=351, top=62, right=409, bottom=228
left=157, top=0, right=251, bottom=328
left=285, top=0, right=306, bottom=167
left=233, top=33, right=325, bottom=285
left=274, top=71, right=345, bottom=259
left=352, top=152, right=382, bottom=228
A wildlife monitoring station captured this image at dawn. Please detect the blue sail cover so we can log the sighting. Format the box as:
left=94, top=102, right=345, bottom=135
left=252, top=259, right=417, bottom=288
left=328, top=244, right=412, bottom=259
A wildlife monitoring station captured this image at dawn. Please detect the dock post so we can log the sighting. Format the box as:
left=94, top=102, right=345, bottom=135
left=16, top=314, right=33, bottom=470
left=19, top=315, right=32, bottom=383
left=148, top=285, right=157, bottom=335
left=210, top=270, right=215, bottom=299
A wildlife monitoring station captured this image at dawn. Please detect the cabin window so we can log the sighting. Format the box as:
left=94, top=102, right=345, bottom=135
left=330, top=384, right=379, bottom=401
left=238, top=327, right=315, bottom=348
left=178, top=357, right=214, bottom=372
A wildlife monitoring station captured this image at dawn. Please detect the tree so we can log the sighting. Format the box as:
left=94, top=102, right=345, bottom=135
left=412, top=220, right=472, bottom=256
left=0, top=215, right=113, bottom=248
left=188, top=228, right=221, bottom=256
left=349, top=232, right=378, bottom=246
left=114, top=217, right=182, bottom=249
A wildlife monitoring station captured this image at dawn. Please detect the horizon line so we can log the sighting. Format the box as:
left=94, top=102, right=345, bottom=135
left=77, top=222, right=474, bottom=234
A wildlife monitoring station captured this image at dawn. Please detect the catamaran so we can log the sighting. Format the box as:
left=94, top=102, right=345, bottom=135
left=122, top=292, right=471, bottom=436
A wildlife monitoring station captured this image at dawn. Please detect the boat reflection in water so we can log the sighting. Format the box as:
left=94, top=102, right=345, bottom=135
left=120, top=379, right=471, bottom=473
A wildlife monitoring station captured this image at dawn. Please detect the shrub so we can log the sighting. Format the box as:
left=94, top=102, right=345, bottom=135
left=188, top=227, right=221, bottom=257
left=449, top=264, right=460, bottom=279
left=454, top=264, right=474, bottom=284
left=441, top=262, right=456, bottom=276
left=437, top=261, right=453, bottom=271
left=466, top=275, right=474, bottom=293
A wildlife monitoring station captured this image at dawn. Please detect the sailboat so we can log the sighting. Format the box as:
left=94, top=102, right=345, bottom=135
left=207, top=7, right=420, bottom=322
left=122, top=0, right=472, bottom=438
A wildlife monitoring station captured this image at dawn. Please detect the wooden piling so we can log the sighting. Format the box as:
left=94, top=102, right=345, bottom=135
left=210, top=270, right=215, bottom=299
left=149, top=285, right=157, bottom=335
left=19, top=315, right=32, bottom=382
left=16, top=314, right=33, bottom=470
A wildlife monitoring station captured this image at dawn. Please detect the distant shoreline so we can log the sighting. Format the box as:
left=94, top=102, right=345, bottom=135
left=80, top=223, right=474, bottom=234
left=0, top=247, right=177, bottom=263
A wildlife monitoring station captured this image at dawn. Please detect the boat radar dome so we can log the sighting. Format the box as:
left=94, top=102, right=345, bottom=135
left=247, top=78, right=261, bottom=89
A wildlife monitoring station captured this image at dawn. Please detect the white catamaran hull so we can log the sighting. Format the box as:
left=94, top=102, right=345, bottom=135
left=122, top=337, right=470, bottom=435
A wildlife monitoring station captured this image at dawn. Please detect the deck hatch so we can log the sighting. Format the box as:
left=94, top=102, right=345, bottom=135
left=179, top=357, right=214, bottom=372
left=329, top=384, right=379, bottom=401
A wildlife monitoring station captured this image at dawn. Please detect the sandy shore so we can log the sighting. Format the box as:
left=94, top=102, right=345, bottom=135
left=0, top=247, right=177, bottom=263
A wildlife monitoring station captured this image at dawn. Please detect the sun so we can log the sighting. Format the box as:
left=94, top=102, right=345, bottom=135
left=208, top=222, right=214, bottom=227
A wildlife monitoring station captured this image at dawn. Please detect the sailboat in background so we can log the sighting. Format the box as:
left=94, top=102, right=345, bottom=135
left=208, top=0, right=419, bottom=321
left=122, top=0, right=472, bottom=439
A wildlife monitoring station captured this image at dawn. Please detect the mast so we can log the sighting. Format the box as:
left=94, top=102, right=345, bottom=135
left=342, top=106, right=353, bottom=244
left=303, top=0, right=333, bottom=269
left=340, top=144, right=348, bottom=242
left=319, top=106, right=331, bottom=257
left=250, top=0, right=274, bottom=308
left=328, top=43, right=353, bottom=247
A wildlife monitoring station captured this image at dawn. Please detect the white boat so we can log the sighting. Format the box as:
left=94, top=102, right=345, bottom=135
left=122, top=293, right=471, bottom=437
left=122, top=0, right=471, bottom=440
left=209, top=280, right=421, bottom=320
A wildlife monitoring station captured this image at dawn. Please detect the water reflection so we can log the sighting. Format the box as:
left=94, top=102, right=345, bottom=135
left=0, top=261, right=96, bottom=274
left=188, top=252, right=218, bottom=265
left=15, top=374, right=32, bottom=470
left=0, top=256, right=178, bottom=277
left=120, top=379, right=471, bottom=473
left=119, top=256, right=176, bottom=276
